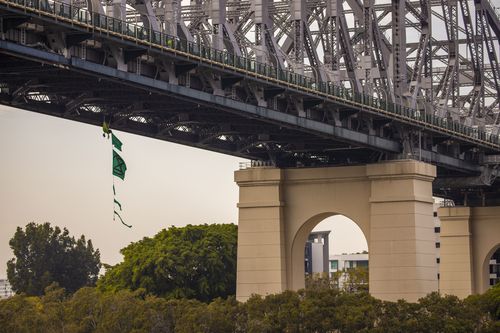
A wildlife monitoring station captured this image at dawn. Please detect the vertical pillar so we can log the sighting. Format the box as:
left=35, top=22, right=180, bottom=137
left=234, top=167, right=287, bottom=302
left=437, top=207, right=474, bottom=298
left=367, top=160, right=437, bottom=302
left=470, top=207, right=500, bottom=294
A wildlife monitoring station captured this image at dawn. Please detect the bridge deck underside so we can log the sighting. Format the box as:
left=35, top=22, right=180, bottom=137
left=0, top=2, right=500, bottom=205
left=2, top=52, right=500, bottom=206
left=0, top=53, right=385, bottom=165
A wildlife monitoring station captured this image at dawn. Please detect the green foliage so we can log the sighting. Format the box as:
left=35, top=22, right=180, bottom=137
left=481, top=282, right=500, bottom=320
left=7, top=222, right=101, bottom=296
left=245, top=291, right=302, bottom=332
left=0, top=294, right=45, bottom=333
left=0, top=285, right=499, bottom=333
left=415, top=292, right=480, bottom=333
left=465, top=282, right=500, bottom=333
left=98, top=224, right=237, bottom=302
left=305, top=266, right=369, bottom=293
left=3, top=222, right=499, bottom=332
left=299, top=288, right=342, bottom=332
left=329, top=267, right=369, bottom=292
left=304, top=272, right=335, bottom=290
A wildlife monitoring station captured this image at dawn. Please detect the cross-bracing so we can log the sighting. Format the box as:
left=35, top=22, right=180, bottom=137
left=0, top=0, right=499, bottom=205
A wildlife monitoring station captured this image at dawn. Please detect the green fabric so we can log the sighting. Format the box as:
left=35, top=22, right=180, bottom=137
left=112, top=133, right=123, bottom=151
left=114, top=198, right=122, bottom=211
left=113, top=150, right=127, bottom=180
left=104, top=128, right=130, bottom=228
left=114, top=210, right=132, bottom=228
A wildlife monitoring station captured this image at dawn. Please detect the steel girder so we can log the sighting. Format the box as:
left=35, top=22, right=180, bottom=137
left=1, top=0, right=500, bottom=205
left=49, top=0, right=500, bottom=129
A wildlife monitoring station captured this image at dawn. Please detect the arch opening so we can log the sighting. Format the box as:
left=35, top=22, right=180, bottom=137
left=291, top=212, right=369, bottom=292
left=483, top=244, right=500, bottom=290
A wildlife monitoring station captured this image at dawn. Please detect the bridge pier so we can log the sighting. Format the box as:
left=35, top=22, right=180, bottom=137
left=235, top=160, right=438, bottom=302
left=438, top=206, right=500, bottom=298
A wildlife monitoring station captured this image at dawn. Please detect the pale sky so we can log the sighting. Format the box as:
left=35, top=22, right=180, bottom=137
left=0, top=106, right=367, bottom=278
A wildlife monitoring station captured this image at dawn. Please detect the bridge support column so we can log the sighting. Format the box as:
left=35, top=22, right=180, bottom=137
left=235, top=168, right=287, bottom=301
left=367, top=162, right=438, bottom=302
left=438, top=206, right=500, bottom=297
left=437, top=207, right=474, bottom=298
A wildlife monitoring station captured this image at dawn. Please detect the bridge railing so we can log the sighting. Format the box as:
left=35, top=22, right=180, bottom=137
left=3, top=0, right=500, bottom=149
left=239, top=161, right=275, bottom=169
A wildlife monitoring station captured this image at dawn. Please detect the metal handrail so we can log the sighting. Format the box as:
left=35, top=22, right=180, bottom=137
left=440, top=199, right=456, bottom=208
left=2, top=0, right=500, bottom=150
left=239, top=161, right=274, bottom=169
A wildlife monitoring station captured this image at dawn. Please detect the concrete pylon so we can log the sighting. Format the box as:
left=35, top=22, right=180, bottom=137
left=235, top=160, right=438, bottom=302
left=439, top=206, right=500, bottom=298
left=437, top=207, right=474, bottom=298
left=367, top=161, right=438, bottom=301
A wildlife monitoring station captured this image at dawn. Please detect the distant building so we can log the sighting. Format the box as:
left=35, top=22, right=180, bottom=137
left=0, top=279, right=14, bottom=299
left=305, top=231, right=330, bottom=275
left=329, top=253, right=369, bottom=288
left=489, top=248, right=500, bottom=286
left=329, top=253, right=369, bottom=275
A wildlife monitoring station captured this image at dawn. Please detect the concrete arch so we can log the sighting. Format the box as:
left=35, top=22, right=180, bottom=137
left=235, top=160, right=438, bottom=302
left=430, top=206, right=500, bottom=298
left=289, top=212, right=369, bottom=291
left=470, top=207, right=500, bottom=294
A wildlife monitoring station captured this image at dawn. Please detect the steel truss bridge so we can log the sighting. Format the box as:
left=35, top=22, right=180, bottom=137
left=0, top=0, right=499, bottom=205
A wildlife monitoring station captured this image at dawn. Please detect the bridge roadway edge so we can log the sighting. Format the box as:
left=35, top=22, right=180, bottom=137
left=0, top=39, right=484, bottom=176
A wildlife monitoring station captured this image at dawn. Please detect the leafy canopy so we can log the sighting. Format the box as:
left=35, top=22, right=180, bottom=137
left=98, top=223, right=237, bottom=302
left=7, top=222, right=101, bottom=296
left=1, top=284, right=499, bottom=332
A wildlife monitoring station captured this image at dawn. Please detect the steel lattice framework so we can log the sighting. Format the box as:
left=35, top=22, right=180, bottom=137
left=0, top=0, right=500, bottom=205
left=58, top=0, right=500, bottom=123
left=1, top=0, right=498, bottom=120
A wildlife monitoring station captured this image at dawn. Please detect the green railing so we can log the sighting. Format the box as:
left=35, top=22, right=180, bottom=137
left=3, top=0, right=500, bottom=148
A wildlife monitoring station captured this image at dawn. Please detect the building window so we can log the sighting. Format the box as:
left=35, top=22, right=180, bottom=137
left=433, top=212, right=438, bottom=217
left=330, top=260, right=338, bottom=270
left=357, top=260, right=369, bottom=268
left=436, top=258, right=440, bottom=264
left=434, top=227, right=440, bottom=233
left=436, top=242, right=441, bottom=248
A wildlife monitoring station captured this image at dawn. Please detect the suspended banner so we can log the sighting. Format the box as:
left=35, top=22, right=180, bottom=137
left=112, top=133, right=123, bottom=151
left=103, top=121, right=131, bottom=228
left=112, top=150, right=127, bottom=180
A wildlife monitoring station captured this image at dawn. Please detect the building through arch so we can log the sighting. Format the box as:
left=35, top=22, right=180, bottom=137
left=306, top=216, right=369, bottom=281
left=487, top=247, right=500, bottom=287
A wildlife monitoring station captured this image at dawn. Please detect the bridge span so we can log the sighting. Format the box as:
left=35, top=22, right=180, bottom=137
left=0, top=0, right=499, bottom=301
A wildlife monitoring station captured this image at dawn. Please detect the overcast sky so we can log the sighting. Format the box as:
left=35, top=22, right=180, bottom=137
left=0, top=106, right=367, bottom=279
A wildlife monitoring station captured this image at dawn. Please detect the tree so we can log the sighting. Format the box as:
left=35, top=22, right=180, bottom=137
left=330, top=266, right=369, bottom=292
left=0, top=294, right=46, bottom=333
left=1, top=286, right=499, bottom=332
left=7, top=222, right=101, bottom=296
left=98, top=223, right=237, bottom=302
left=465, top=282, right=500, bottom=333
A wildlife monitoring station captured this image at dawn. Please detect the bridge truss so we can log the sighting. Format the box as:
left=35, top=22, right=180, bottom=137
left=0, top=0, right=500, bottom=205
left=22, top=0, right=497, bottom=125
